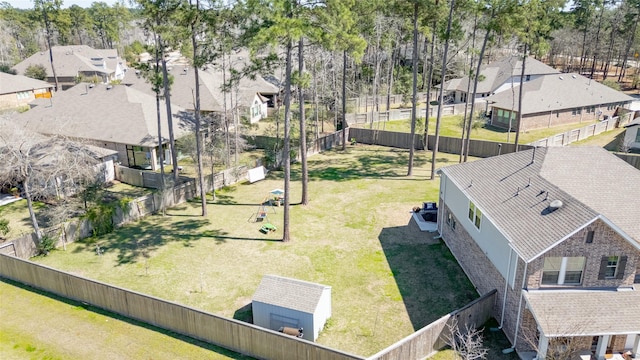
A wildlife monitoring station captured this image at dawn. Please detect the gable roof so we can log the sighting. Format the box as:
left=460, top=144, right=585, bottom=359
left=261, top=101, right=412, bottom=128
left=122, top=61, right=278, bottom=113
left=440, top=147, right=640, bottom=262
left=14, top=83, right=194, bottom=147
left=252, top=275, right=330, bottom=314
left=446, top=56, right=560, bottom=94
left=486, top=73, right=635, bottom=114
left=12, top=45, right=122, bottom=79
left=524, top=289, right=640, bottom=336
left=0, top=72, right=53, bottom=95
left=122, top=65, right=224, bottom=112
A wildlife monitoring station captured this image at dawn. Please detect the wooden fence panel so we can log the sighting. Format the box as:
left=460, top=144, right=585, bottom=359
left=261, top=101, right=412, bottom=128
left=615, top=152, right=640, bottom=170
left=0, top=254, right=364, bottom=360
left=367, top=290, right=497, bottom=360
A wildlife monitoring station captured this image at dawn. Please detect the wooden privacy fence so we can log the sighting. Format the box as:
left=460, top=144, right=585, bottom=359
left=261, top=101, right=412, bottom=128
left=345, top=103, right=470, bottom=126
left=368, top=290, right=497, bottom=360
left=0, top=253, right=498, bottom=360
left=349, top=128, right=533, bottom=158
left=3, top=166, right=249, bottom=260
left=527, top=117, right=619, bottom=147
left=615, top=152, right=640, bottom=170
left=0, top=254, right=364, bottom=360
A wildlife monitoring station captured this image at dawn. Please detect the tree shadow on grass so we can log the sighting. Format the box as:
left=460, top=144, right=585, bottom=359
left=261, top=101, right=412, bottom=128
left=0, top=278, right=254, bottom=359
left=73, top=218, right=222, bottom=265
left=73, top=217, right=280, bottom=265
left=293, top=147, right=429, bottom=182
left=378, top=221, right=477, bottom=330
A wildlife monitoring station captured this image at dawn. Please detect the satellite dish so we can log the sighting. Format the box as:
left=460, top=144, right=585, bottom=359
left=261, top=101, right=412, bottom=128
left=549, top=200, right=563, bottom=210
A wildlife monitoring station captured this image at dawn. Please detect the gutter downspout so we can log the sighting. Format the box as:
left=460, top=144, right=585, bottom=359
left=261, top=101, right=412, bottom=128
left=507, top=261, right=528, bottom=352
left=437, top=173, right=446, bottom=235
left=499, top=248, right=514, bottom=329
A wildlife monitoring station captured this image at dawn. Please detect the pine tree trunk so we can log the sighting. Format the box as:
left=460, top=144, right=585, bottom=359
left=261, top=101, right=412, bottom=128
left=299, top=37, right=308, bottom=205
left=408, top=2, right=419, bottom=176
left=282, top=38, right=293, bottom=242
left=431, top=0, right=456, bottom=179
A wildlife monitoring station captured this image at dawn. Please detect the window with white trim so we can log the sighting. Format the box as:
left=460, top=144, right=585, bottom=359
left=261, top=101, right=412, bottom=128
left=468, top=201, right=481, bottom=229
left=605, top=256, right=619, bottom=278
left=541, top=256, right=585, bottom=285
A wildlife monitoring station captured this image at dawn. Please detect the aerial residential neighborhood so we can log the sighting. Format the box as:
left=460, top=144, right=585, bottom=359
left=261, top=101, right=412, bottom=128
left=0, top=1, right=639, bottom=360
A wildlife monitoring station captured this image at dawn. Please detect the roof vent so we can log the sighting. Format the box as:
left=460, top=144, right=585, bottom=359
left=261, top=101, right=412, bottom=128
left=549, top=200, right=563, bottom=211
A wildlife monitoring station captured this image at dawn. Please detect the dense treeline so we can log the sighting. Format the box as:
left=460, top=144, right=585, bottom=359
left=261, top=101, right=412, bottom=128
left=2, top=0, right=639, bottom=241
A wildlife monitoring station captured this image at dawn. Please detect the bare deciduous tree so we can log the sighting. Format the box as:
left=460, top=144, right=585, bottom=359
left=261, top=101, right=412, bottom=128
left=445, top=318, right=488, bottom=360
left=0, top=120, right=101, bottom=240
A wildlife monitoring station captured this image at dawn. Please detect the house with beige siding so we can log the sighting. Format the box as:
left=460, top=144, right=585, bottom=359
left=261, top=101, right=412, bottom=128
left=0, top=72, right=53, bottom=111
left=437, top=147, right=640, bottom=360
left=485, top=73, right=634, bottom=132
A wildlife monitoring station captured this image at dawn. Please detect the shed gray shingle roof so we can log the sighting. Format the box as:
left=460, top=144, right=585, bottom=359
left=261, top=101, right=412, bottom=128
left=440, top=147, right=640, bottom=262
left=14, top=83, right=193, bottom=147
left=524, top=289, right=640, bottom=336
left=252, top=275, right=330, bottom=314
left=0, top=72, right=53, bottom=95
left=487, top=73, right=634, bottom=114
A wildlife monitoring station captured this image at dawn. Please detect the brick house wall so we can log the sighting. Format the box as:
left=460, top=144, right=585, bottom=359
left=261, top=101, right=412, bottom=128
left=439, top=204, right=532, bottom=352
left=440, top=204, right=640, bottom=354
left=490, top=106, right=621, bottom=131
left=526, top=219, right=639, bottom=289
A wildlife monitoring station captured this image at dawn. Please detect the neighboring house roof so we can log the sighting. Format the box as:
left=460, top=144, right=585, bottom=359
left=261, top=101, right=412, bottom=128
left=524, top=289, right=640, bottom=336
left=12, top=45, right=122, bottom=79
left=446, top=56, right=560, bottom=94
left=252, top=275, right=330, bottom=314
left=486, top=73, right=635, bottom=115
left=14, top=83, right=194, bottom=147
left=123, top=59, right=278, bottom=113
left=439, top=147, right=640, bottom=262
left=122, top=65, right=224, bottom=112
left=0, top=72, right=53, bottom=95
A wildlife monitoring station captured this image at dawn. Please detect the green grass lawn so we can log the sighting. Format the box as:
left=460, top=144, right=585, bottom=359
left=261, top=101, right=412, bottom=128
left=0, top=279, right=250, bottom=360
left=26, top=145, right=478, bottom=357
left=0, top=199, right=43, bottom=240
left=356, top=115, right=601, bottom=145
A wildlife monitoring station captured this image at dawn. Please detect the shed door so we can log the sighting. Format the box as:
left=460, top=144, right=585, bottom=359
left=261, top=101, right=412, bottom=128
left=269, top=313, right=299, bottom=330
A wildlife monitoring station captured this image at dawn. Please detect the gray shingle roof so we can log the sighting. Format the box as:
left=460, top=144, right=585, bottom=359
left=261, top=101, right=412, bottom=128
left=122, top=65, right=224, bottom=112
left=487, top=73, right=635, bottom=114
left=14, top=83, right=193, bottom=147
left=450, top=56, right=560, bottom=94
left=252, top=275, right=330, bottom=314
left=12, top=45, right=120, bottom=79
left=0, top=72, right=53, bottom=95
left=524, top=289, right=640, bottom=336
left=440, top=147, right=640, bottom=262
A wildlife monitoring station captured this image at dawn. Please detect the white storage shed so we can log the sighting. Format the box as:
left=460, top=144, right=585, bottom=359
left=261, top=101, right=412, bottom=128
left=252, top=275, right=332, bottom=342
